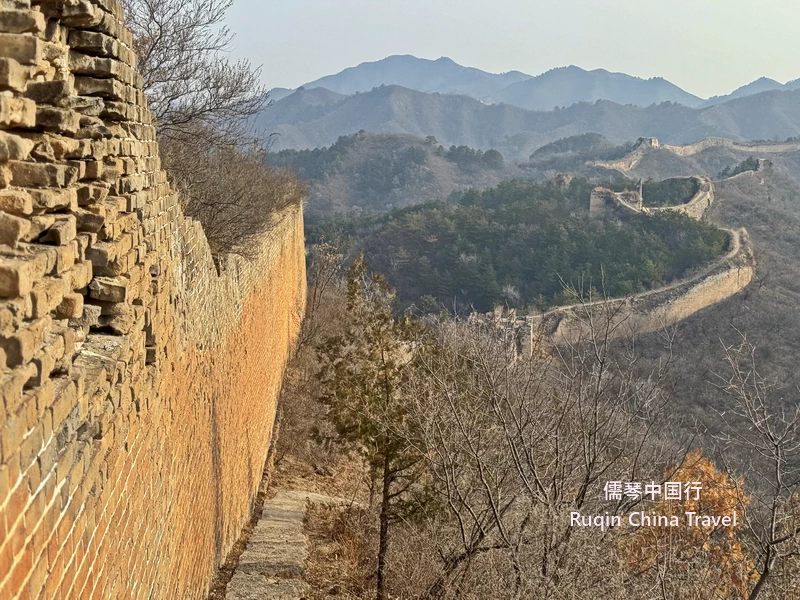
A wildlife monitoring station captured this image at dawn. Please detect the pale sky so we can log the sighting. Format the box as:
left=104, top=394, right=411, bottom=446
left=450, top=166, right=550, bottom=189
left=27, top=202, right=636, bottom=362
left=225, top=0, right=800, bottom=99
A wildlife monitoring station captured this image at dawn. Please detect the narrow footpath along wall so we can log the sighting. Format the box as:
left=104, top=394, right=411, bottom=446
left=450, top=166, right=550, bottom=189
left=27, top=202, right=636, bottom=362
left=0, top=2, right=306, bottom=599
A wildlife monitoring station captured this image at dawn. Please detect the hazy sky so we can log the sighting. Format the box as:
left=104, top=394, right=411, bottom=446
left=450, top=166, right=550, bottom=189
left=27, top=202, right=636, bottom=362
left=225, top=0, right=800, bottom=99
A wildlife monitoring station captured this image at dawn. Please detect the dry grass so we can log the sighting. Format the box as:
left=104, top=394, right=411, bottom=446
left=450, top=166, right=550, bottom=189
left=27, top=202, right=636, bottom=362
left=304, top=504, right=378, bottom=600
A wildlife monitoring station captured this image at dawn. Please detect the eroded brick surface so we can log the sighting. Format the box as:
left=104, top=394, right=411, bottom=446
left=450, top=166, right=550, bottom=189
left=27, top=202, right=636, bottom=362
left=0, top=2, right=307, bottom=599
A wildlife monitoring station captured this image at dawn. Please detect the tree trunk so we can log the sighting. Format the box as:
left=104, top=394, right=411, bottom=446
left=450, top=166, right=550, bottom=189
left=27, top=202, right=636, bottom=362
left=376, top=454, right=392, bottom=600
left=748, top=553, right=772, bottom=600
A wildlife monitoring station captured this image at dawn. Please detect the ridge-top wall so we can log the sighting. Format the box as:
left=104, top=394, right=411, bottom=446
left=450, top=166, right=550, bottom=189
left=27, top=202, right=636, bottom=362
left=0, top=2, right=306, bottom=599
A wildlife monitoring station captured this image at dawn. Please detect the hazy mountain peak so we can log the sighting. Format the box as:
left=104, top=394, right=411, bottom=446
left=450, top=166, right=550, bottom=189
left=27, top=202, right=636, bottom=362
left=284, top=56, right=799, bottom=115
left=488, top=65, right=704, bottom=110
left=704, top=77, right=787, bottom=106
left=300, top=54, right=533, bottom=99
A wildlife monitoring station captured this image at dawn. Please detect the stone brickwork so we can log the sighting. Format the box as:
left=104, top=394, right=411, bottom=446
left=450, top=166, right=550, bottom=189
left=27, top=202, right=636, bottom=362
left=589, top=187, right=642, bottom=218
left=646, top=177, right=713, bottom=220
left=0, top=2, right=306, bottom=599
left=589, top=177, right=714, bottom=221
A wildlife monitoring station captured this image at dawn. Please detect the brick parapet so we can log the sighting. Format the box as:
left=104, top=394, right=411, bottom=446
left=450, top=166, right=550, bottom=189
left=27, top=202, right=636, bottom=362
left=0, top=2, right=307, bottom=599
left=589, top=177, right=715, bottom=221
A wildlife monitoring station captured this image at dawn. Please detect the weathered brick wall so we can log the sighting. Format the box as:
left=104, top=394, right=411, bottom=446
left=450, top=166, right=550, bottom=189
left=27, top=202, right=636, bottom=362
left=589, top=177, right=715, bottom=221
left=0, top=1, right=307, bottom=599
left=647, top=177, right=714, bottom=220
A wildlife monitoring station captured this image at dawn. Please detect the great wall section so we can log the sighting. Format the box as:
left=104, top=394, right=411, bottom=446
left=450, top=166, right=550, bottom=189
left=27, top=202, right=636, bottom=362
left=486, top=172, right=756, bottom=351
left=479, top=225, right=755, bottom=352
left=594, top=136, right=800, bottom=174
left=531, top=227, right=754, bottom=346
left=589, top=176, right=715, bottom=220
left=537, top=171, right=754, bottom=346
left=0, top=2, right=306, bottom=599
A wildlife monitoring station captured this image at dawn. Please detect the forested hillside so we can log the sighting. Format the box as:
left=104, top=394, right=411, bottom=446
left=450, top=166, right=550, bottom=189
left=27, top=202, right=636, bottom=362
left=308, top=178, right=728, bottom=312
left=257, top=85, right=800, bottom=158
left=521, top=133, right=636, bottom=175
left=268, top=132, right=519, bottom=214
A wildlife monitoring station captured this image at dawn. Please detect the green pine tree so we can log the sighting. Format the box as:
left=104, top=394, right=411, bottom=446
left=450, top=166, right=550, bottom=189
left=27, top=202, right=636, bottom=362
left=317, top=255, right=423, bottom=600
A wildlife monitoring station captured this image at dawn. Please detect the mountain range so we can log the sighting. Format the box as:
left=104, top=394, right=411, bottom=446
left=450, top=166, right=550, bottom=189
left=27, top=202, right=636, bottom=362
left=274, top=55, right=800, bottom=111
left=301, top=55, right=531, bottom=99
left=256, top=84, right=800, bottom=160
left=703, top=76, right=800, bottom=106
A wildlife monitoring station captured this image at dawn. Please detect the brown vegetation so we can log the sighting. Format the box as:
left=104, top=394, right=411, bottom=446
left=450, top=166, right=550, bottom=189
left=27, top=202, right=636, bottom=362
left=164, top=139, right=304, bottom=258
left=123, top=0, right=300, bottom=257
left=280, top=254, right=800, bottom=599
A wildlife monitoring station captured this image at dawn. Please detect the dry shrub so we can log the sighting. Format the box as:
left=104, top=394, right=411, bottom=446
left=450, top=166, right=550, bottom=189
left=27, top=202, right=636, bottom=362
left=123, top=0, right=293, bottom=259
left=384, top=523, right=446, bottom=598
left=276, top=242, right=349, bottom=468
left=163, top=138, right=304, bottom=257
left=305, top=504, right=378, bottom=599
left=274, top=345, right=341, bottom=471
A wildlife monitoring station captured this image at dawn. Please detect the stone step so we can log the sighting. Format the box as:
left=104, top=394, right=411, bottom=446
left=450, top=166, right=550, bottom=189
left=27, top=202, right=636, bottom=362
left=226, top=489, right=354, bottom=600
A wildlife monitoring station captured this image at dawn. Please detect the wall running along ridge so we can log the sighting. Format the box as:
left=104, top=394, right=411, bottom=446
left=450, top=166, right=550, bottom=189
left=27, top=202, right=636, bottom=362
left=0, top=2, right=306, bottom=599
left=475, top=228, right=753, bottom=353
left=529, top=228, right=754, bottom=347
left=593, top=136, right=800, bottom=173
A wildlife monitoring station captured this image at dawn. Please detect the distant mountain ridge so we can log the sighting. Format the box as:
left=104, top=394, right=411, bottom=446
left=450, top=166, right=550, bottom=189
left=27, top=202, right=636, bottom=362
left=486, top=65, right=704, bottom=110
left=274, top=55, right=800, bottom=112
left=704, top=76, right=800, bottom=106
left=256, top=85, right=800, bottom=160
left=301, top=55, right=531, bottom=99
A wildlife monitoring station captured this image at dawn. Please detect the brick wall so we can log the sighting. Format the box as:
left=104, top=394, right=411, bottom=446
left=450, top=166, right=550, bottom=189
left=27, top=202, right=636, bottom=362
left=0, top=1, right=307, bottom=599
left=647, top=177, right=714, bottom=220
left=589, top=177, right=715, bottom=221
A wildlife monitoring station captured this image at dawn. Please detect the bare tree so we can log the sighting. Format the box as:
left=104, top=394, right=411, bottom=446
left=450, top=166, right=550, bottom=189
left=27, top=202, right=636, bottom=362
left=121, top=0, right=266, bottom=144
left=165, top=139, right=301, bottom=257
left=402, top=303, right=680, bottom=598
left=296, top=241, right=347, bottom=351
left=122, top=0, right=299, bottom=257
left=714, top=334, right=800, bottom=599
